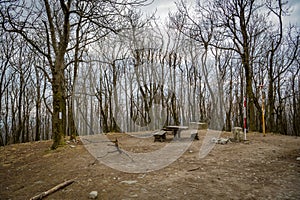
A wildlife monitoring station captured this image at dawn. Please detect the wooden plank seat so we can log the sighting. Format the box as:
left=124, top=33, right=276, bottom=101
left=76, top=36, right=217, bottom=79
left=153, top=131, right=167, bottom=142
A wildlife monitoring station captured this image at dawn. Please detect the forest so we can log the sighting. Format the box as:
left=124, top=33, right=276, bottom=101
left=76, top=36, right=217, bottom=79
left=0, top=0, right=299, bottom=148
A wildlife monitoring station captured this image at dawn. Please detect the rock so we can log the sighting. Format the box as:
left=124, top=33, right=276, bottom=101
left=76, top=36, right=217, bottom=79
left=244, top=140, right=250, bottom=144
left=211, top=137, right=218, bottom=143
left=141, top=188, right=148, bottom=193
left=218, top=138, right=229, bottom=144
left=138, top=174, right=146, bottom=179
left=211, top=137, right=229, bottom=144
left=89, top=191, right=98, bottom=199
left=120, top=180, right=137, bottom=184
left=130, top=194, right=138, bottom=197
left=34, top=181, right=44, bottom=185
left=296, top=157, right=300, bottom=161
left=70, top=145, right=76, bottom=148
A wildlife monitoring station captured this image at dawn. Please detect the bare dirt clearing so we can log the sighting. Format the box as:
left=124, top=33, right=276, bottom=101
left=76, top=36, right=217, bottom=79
left=0, top=132, right=300, bottom=200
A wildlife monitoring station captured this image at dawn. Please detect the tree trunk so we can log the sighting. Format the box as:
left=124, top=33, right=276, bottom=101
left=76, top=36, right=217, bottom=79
left=112, top=61, right=121, bottom=132
left=35, top=67, right=41, bottom=141
left=267, top=44, right=276, bottom=133
left=68, top=101, right=77, bottom=140
left=245, top=66, right=256, bottom=131
left=51, top=64, right=66, bottom=149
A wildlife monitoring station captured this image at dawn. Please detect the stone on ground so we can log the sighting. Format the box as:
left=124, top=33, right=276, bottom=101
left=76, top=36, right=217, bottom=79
left=89, top=191, right=98, bottom=199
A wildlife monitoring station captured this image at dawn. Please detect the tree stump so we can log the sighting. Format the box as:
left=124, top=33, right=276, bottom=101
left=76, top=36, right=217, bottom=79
left=232, top=127, right=243, bottom=142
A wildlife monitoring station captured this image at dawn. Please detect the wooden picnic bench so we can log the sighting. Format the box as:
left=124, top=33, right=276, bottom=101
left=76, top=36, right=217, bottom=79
left=153, top=130, right=167, bottom=142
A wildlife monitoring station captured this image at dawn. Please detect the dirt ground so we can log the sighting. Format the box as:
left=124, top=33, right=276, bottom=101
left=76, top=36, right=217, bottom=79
left=0, top=131, right=300, bottom=200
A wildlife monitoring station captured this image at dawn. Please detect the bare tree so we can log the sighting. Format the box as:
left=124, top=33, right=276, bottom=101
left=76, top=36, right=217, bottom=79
left=169, top=0, right=227, bottom=129
left=1, top=0, right=151, bottom=148
left=0, top=32, right=16, bottom=145
left=265, top=0, right=285, bottom=132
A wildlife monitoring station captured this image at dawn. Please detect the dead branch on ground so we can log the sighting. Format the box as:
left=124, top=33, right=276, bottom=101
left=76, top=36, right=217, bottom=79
left=30, top=179, right=75, bottom=200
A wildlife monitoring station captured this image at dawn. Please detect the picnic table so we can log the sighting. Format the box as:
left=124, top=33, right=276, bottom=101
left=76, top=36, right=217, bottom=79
left=153, top=126, right=198, bottom=142
left=162, top=125, right=189, bottom=139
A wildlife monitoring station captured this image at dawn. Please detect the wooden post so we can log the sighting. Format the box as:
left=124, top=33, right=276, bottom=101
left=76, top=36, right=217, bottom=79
left=243, top=96, right=247, bottom=140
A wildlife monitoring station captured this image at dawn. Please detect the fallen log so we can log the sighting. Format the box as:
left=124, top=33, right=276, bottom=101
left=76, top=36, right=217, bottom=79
left=30, top=179, right=75, bottom=200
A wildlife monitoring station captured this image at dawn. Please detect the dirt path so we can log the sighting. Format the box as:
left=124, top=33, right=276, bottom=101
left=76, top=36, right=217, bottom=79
left=0, top=132, right=300, bottom=200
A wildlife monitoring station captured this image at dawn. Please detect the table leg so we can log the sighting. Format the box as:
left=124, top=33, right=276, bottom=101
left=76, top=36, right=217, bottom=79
left=173, top=130, right=180, bottom=139
left=178, top=130, right=181, bottom=138
left=173, top=130, right=177, bottom=139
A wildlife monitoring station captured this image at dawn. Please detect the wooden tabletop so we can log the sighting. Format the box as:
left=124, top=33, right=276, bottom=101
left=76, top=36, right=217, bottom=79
left=165, top=126, right=188, bottom=130
left=189, top=122, right=207, bottom=125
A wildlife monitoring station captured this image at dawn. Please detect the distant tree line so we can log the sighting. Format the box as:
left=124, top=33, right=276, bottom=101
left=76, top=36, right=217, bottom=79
left=0, top=0, right=299, bottom=147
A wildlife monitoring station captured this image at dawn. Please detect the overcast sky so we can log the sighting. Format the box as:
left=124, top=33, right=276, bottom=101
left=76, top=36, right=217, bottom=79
left=285, top=0, right=300, bottom=25
left=144, top=0, right=176, bottom=21
left=144, top=0, right=300, bottom=25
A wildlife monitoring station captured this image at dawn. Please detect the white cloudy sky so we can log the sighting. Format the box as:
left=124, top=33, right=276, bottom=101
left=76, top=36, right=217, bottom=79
left=143, top=0, right=300, bottom=25
left=285, top=0, right=300, bottom=25
left=143, top=0, right=176, bottom=21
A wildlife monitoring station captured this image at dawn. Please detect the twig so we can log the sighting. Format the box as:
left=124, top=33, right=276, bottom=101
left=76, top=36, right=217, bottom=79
left=30, top=179, right=75, bottom=200
left=88, top=159, right=98, bottom=166
left=97, top=138, right=134, bottom=162
left=81, top=138, right=111, bottom=144
left=187, top=167, right=201, bottom=172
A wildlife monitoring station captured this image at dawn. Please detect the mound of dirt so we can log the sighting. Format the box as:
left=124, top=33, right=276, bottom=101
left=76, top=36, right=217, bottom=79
left=0, top=132, right=299, bottom=200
